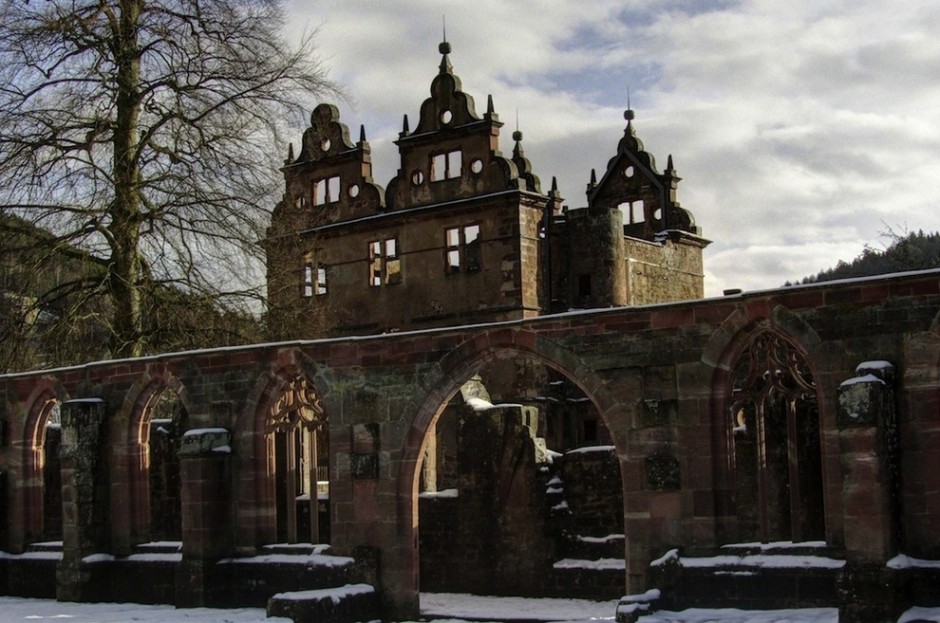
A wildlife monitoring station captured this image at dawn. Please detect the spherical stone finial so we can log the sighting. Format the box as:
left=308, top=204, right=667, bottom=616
left=439, top=41, right=451, bottom=55
left=512, top=130, right=523, bottom=141
left=624, top=108, right=635, bottom=121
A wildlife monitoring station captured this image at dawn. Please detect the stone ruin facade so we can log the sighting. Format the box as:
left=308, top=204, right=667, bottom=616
left=0, top=40, right=939, bottom=623
left=264, top=40, right=708, bottom=340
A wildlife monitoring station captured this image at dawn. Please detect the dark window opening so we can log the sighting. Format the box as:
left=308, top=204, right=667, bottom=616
left=578, top=274, right=592, bottom=297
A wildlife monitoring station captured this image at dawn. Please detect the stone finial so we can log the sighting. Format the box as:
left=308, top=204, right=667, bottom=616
left=438, top=38, right=452, bottom=73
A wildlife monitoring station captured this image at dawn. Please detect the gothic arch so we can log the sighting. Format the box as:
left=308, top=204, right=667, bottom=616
left=109, top=366, right=190, bottom=553
left=394, top=328, right=635, bottom=598
left=11, top=377, right=68, bottom=552
left=234, top=351, right=328, bottom=550
left=707, top=306, right=837, bottom=545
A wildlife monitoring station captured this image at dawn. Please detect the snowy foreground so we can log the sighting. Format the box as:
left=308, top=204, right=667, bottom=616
left=1, top=594, right=938, bottom=623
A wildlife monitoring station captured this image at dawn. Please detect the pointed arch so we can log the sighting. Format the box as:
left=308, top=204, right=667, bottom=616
left=233, top=350, right=329, bottom=550
left=109, top=365, right=190, bottom=554
left=392, top=328, right=640, bottom=602
left=707, top=306, right=837, bottom=545
left=11, top=377, right=68, bottom=552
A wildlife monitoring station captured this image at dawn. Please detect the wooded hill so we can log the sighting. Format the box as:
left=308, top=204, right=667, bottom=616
left=788, top=229, right=940, bottom=286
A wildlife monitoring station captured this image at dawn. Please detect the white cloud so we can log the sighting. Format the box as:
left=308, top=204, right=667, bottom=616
left=283, top=0, right=940, bottom=296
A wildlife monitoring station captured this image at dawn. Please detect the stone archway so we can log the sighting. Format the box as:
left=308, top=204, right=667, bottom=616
left=111, top=370, right=189, bottom=552
left=727, top=331, right=825, bottom=543
left=22, top=390, right=61, bottom=548
left=393, top=328, right=634, bottom=614
left=266, top=374, right=328, bottom=544
left=234, top=356, right=331, bottom=551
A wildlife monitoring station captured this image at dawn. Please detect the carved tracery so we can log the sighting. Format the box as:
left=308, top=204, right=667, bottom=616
left=267, top=374, right=328, bottom=544
left=730, top=332, right=815, bottom=409
left=266, top=375, right=326, bottom=434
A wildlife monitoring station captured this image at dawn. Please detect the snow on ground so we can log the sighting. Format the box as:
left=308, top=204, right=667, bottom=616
left=0, top=596, right=289, bottom=622
left=419, top=592, right=619, bottom=621
left=2, top=595, right=938, bottom=623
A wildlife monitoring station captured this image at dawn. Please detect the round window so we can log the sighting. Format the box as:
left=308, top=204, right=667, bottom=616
left=321, top=138, right=331, bottom=151
left=624, top=165, right=635, bottom=178
left=411, top=170, right=425, bottom=186
left=470, top=159, right=484, bottom=174
left=348, top=183, right=360, bottom=198
left=440, top=110, right=453, bottom=124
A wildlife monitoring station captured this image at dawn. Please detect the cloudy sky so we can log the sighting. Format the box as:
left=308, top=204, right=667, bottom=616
left=283, top=0, right=940, bottom=297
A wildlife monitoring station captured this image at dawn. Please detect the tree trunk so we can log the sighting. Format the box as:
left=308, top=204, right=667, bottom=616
left=109, top=0, right=145, bottom=358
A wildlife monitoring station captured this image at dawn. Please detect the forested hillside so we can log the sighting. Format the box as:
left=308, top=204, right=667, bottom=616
left=789, top=230, right=940, bottom=285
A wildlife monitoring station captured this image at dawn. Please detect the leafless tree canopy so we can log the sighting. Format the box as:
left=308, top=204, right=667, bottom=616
left=0, top=0, right=335, bottom=363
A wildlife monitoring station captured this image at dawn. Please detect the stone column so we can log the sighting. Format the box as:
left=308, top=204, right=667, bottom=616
left=175, top=428, right=233, bottom=608
left=56, top=398, right=108, bottom=602
left=836, top=361, right=900, bottom=623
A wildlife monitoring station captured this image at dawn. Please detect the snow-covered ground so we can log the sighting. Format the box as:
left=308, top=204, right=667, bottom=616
left=1, top=594, right=938, bottom=623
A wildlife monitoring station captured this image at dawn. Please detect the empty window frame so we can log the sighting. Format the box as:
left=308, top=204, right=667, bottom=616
left=302, top=257, right=328, bottom=297
left=430, top=150, right=462, bottom=181
left=445, top=224, right=481, bottom=274
left=369, top=237, right=401, bottom=286
left=313, top=176, right=341, bottom=206
left=617, top=199, right=647, bottom=226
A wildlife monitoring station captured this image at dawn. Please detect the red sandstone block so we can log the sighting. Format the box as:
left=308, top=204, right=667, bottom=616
left=512, top=330, right=537, bottom=350
left=650, top=307, right=695, bottom=329
left=744, top=298, right=771, bottom=320
left=779, top=289, right=826, bottom=310
left=843, top=512, right=890, bottom=561
left=691, top=305, right=733, bottom=326
left=825, top=286, right=865, bottom=306
left=857, top=283, right=891, bottom=304
left=902, top=278, right=940, bottom=296
left=649, top=492, right=681, bottom=518
left=838, top=429, right=879, bottom=454
left=843, top=482, right=888, bottom=515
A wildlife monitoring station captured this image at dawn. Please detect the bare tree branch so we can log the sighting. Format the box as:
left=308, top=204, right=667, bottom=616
left=0, top=0, right=337, bottom=366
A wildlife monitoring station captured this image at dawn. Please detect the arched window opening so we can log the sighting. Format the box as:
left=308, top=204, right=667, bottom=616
left=267, top=376, right=329, bottom=544
left=40, top=402, right=62, bottom=542
left=729, top=332, right=824, bottom=543
left=147, top=389, right=187, bottom=542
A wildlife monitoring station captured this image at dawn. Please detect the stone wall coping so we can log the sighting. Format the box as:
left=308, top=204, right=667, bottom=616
left=1, top=267, right=937, bottom=382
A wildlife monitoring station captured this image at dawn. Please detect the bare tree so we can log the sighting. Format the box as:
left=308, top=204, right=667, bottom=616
left=0, top=0, right=335, bottom=361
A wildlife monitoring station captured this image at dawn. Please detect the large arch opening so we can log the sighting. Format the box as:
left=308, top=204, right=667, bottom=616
left=113, top=375, right=189, bottom=552
left=14, top=386, right=65, bottom=552
left=415, top=348, right=624, bottom=600
left=727, top=331, right=825, bottom=543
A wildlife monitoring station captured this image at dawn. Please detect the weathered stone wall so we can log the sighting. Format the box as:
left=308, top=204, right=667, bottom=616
left=419, top=405, right=554, bottom=595
left=623, top=233, right=705, bottom=305
left=0, top=270, right=937, bottom=618
left=557, top=447, right=624, bottom=537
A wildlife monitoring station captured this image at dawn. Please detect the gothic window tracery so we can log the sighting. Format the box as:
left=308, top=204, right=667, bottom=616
left=267, top=375, right=329, bottom=544
left=728, top=331, right=824, bottom=543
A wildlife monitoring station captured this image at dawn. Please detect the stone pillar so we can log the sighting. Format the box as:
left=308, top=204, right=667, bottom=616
left=175, top=428, right=233, bottom=608
left=836, top=361, right=900, bottom=623
left=56, top=398, right=108, bottom=602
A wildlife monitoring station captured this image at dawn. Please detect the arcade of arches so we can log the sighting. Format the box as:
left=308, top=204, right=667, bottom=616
left=1, top=270, right=939, bottom=621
